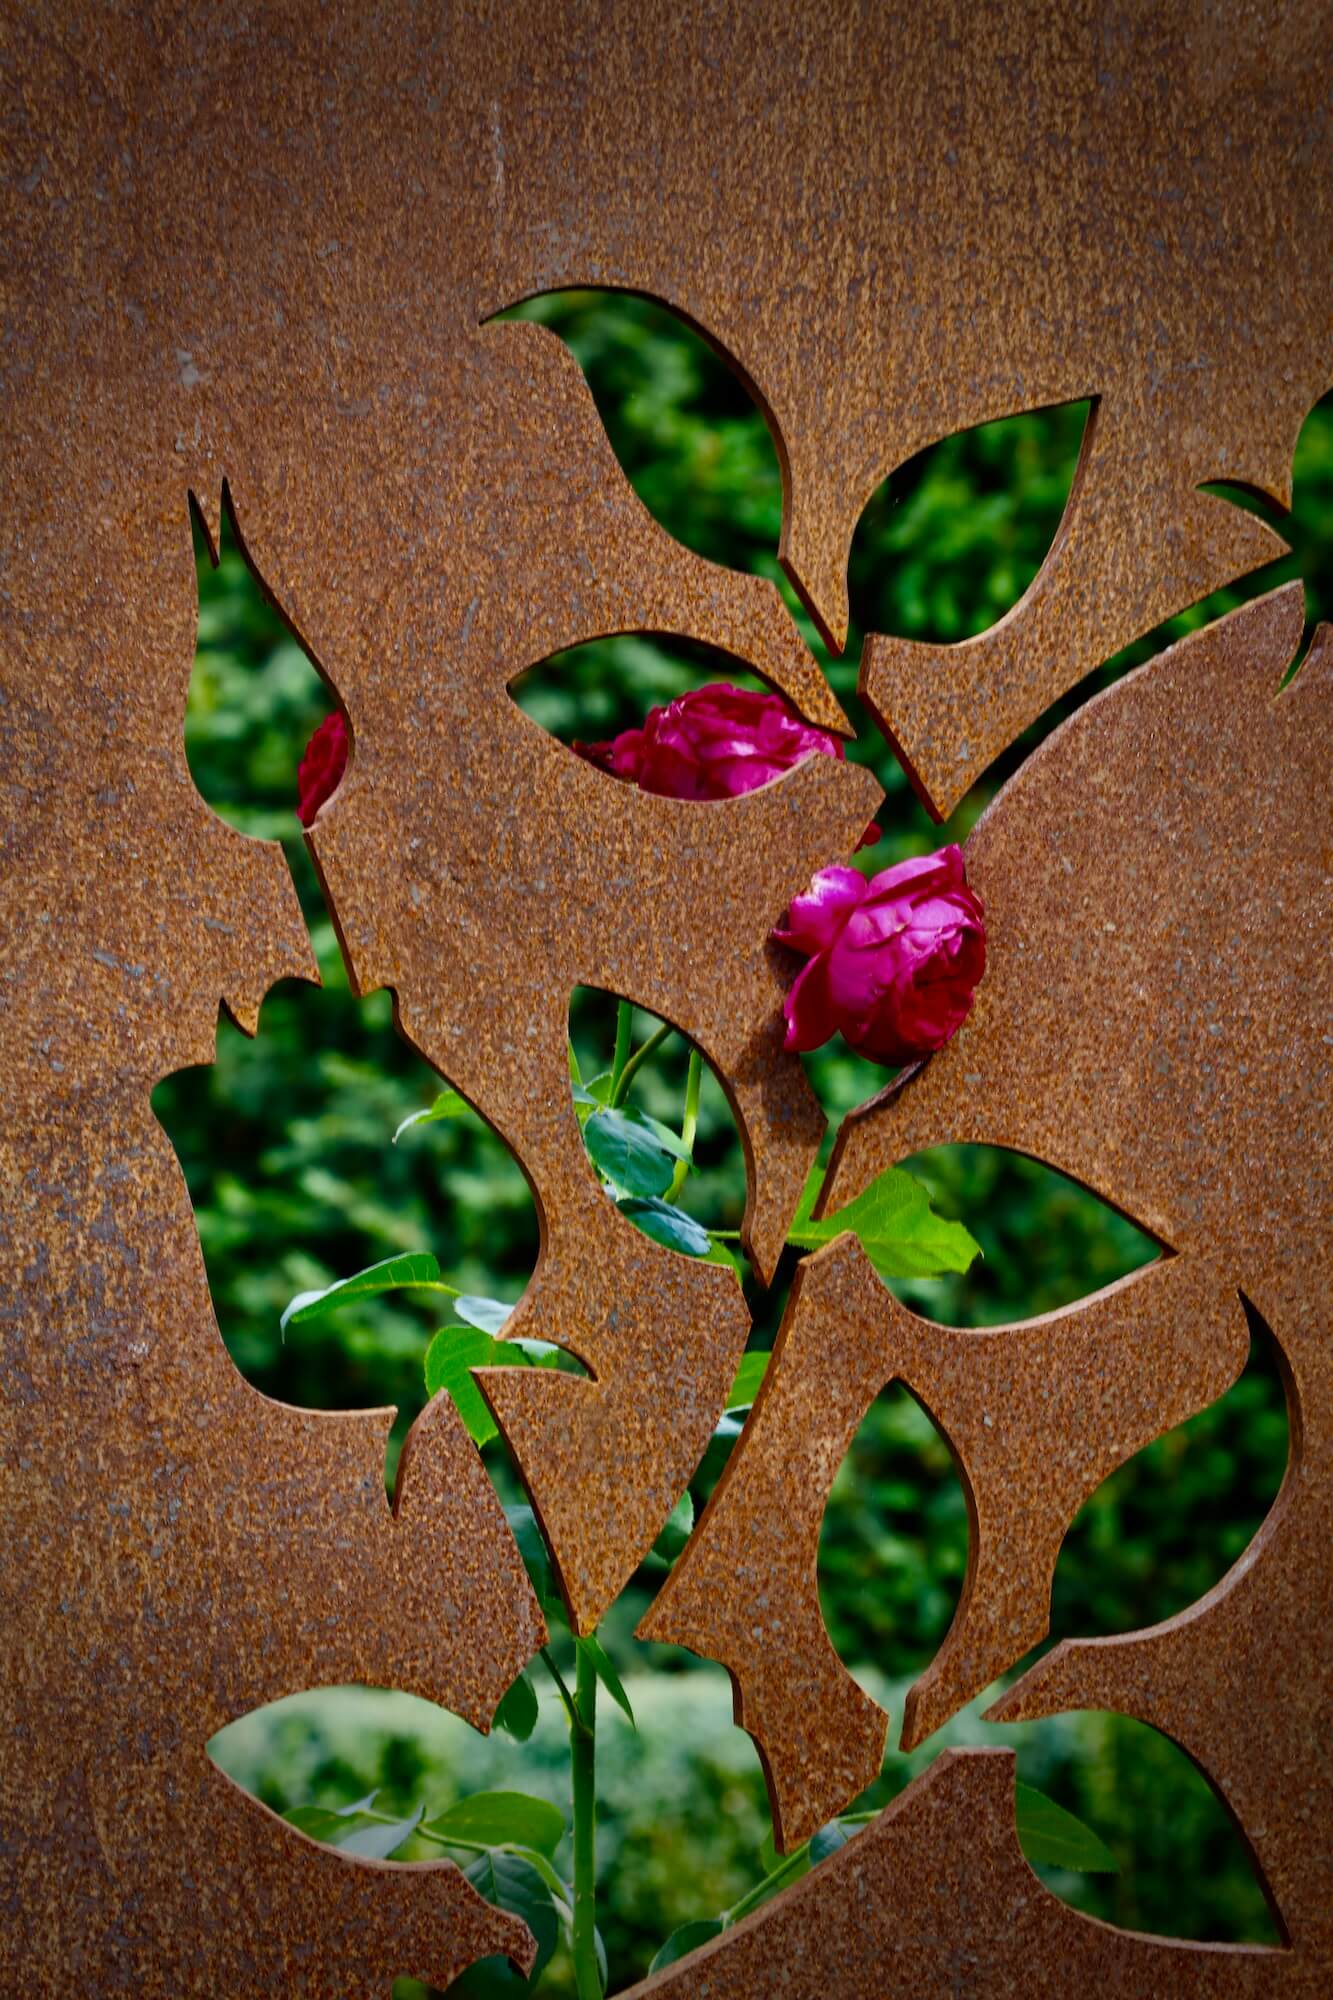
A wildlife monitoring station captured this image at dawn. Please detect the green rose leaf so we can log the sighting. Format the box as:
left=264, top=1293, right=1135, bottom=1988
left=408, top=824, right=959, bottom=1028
left=424, top=1324, right=502, bottom=1445
left=506, top=1336, right=562, bottom=1367
left=702, top=1234, right=745, bottom=1277
left=283, top=1804, right=357, bottom=1844
left=492, top=1670, right=539, bottom=1745
left=577, top=1633, right=635, bottom=1727
left=392, top=1089, right=476, bottom=1143
left=455, top=1850, right=560, bottom=1990
left=651, top=1489, right=695, bottom=1564
left=790, top=1160, right=824, bottom=1231
left=584, top=1108, right=677, bottom=1197
left=787, top=1164, right=981, bottom=1279
left=333, top=1790, right=380, bottom=1816
left=456, top=1295, right=516, bottom=1336
left=627, top=1105, right=694, bottom=1163
left=281, top=1250, right=451, bottom=1332
left=1014, top=1782, right=1118, bottom=1872
left=727, top=1350, right=770, bottom=1411
left=283, top=1801, right=424, bottom=1860
left=809, top=1818, right=851, bottom=1863
left=618, top=1196, right=711, bottom=1257
left=503, top=1504, right=555, bottom=1605
left=648, top=1918, right=725, bottom=1973
left=421, top=1790, right=565, bottom=1858
left=335, top=1801, right=425, bottom=1860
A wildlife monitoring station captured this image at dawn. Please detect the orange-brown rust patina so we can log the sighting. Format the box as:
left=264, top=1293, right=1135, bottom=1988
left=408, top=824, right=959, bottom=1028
left=2, top=1, right=1330, bottom=1993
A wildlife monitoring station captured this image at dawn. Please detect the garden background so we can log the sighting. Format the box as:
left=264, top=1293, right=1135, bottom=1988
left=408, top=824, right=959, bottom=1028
left=154, top=293, right=1331, bottom=1994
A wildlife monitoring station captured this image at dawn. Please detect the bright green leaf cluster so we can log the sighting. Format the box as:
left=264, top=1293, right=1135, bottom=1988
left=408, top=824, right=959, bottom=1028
left=787, top=1164, right=982, bottom=1280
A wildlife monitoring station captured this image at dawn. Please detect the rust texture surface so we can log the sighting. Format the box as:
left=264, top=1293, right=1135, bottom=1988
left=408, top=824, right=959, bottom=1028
left=641, top=1238, right=1252, bottom=1843
left=621, top=1751, right=1290, bottom=1997
left=828, top=587, right=1333, bottom=1963
left=2, top=1, right=1330, bottom=1994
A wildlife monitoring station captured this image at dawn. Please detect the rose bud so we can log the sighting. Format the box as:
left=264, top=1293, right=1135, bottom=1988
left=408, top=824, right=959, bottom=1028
left=774, top=846, right=985, bottom=1066
left=296, top=711, right=349, bottom=827
left=575, top=682, right=880, bottom=845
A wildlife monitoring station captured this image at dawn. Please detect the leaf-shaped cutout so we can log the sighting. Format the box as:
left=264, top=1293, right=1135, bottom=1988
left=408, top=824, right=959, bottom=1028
left=509, top=631, right=851, bottom=809
left=153, top=975, right=539, bottom=1489
left=847, top=401, right=1090, bottom=646
left=1048, top=1305, right=1288, bottom=1642
left=1094, top=387, right=1332, bottom=693
left=494, top=290, right=784, bottom=576
left=209, top=1693, right=567, bottom=1986
left=185, top=482, right=343, bottom=841
left=882, top=1147, right=1159, bottom=1327
left=1014, top=1718, right=1280, bottom=1945
left=817, top=1382, right=969, bottom=1685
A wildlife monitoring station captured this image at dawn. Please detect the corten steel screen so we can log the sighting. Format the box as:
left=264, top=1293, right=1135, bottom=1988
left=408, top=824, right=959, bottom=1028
left=1, top=3, right=1329, bottom=1994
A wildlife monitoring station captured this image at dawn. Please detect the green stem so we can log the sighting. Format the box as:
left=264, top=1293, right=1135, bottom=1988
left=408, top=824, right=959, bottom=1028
left=609, top=1020, right=675, bottom=1107
left=723, top=1848, right=808, bottom=1925
left=570, top=1643, right=601, bottom=1998
left=721, top=1812, right=879, bottom=1927
left=666, top=1047, right=702, bottom=1200
left=609, top=1001, right=634, bottom=1097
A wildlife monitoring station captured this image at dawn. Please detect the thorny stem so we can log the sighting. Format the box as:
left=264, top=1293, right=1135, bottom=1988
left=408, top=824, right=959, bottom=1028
left=666, top=1047, right=702, bottom=1201
left=571, top=1644, right=601, bottom=1997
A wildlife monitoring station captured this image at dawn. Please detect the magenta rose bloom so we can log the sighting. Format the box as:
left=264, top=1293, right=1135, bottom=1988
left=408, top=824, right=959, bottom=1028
left=296, top=712, right=349, bottom=827
left=774, top=846, right=985, bottom=1066
left=576, top=682, right=880, bottom=844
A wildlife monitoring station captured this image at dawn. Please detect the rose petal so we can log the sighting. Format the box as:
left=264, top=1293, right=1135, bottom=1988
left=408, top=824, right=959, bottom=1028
left=862, top=845, right=964, bottom=903
left=772, top=866, right=868, bottom=955
left=781, top=951, right=842, bottom=1052
left=296, top=712, right=349, bottom=826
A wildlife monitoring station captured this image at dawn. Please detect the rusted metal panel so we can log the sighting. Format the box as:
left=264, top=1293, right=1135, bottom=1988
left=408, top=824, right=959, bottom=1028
left=641, top=1240, right=1252, bottom=1842
left=621, top=1750, right=1290, bottom=1996
left=829, top=588, right=1333, bottom=1967
left=2, top=1, right=1329, bottom=1992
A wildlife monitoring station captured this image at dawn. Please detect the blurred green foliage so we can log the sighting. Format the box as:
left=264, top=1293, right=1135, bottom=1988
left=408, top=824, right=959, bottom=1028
left=163, top=294, right=1330, bottom=1981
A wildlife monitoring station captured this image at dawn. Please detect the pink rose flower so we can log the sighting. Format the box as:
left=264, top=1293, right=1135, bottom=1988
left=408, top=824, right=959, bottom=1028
left=296, top=712, right=349, bottom=827
left=576, top=682, right=880, bottom=845
left=774, top=846, right=985, bottom=1066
